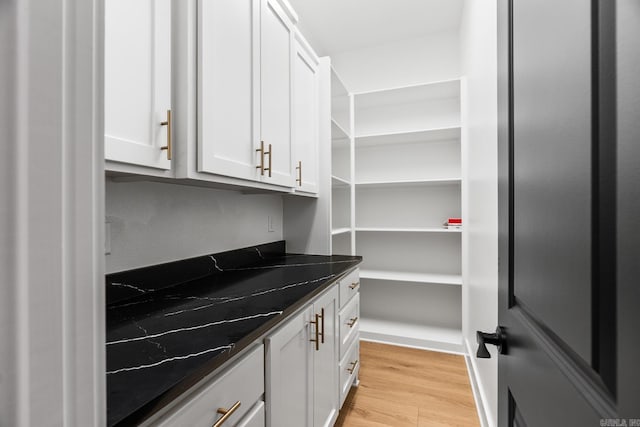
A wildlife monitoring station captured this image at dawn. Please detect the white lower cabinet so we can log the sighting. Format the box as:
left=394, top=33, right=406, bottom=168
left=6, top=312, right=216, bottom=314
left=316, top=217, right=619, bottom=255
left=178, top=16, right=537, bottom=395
left=265, top=285, right=339, bottom=427
left=339, top=339, right=359, bottom=407
left=338, top=293, right=359, bottom=359
left=151, top=344, right=264, bottom=427
left=312, top=286, right=339, bottom=427
left=337, top=268, right=360, bottom=405
left=339, top=269, right=360, bottom=308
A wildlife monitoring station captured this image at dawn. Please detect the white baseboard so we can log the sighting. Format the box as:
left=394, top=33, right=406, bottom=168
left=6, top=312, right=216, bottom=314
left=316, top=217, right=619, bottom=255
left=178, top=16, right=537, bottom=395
left=464, top=338, right=494, bottom=427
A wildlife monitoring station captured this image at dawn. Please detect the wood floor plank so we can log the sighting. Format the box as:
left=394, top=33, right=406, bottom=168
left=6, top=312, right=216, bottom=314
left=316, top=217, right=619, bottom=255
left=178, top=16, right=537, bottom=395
left=335, top=341, right=480, bottom=427
left=418, top=404, right=480, bottom=427
left=335, top=392, right=419, bottom=427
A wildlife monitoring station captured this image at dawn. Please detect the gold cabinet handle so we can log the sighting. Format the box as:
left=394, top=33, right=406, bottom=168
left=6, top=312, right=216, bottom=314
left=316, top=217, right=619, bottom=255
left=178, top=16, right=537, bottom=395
left=320, top=308, right=325, bottom=344
left=347, top=316, right=358, bottom=328
left=266, top=143, right=272, bottom=177
left=347, top=360, right=359, bottom=374
left=212, top=401, right=241, bottom=427
left=160, top=109, right=172, bottom=160
left=309, top=313, right=320, bottom=351
left=256, top=141, right=265, bottom=175
left=296, top=160, right=302, bottom=186
left=349, top=281, right=359, bottom=290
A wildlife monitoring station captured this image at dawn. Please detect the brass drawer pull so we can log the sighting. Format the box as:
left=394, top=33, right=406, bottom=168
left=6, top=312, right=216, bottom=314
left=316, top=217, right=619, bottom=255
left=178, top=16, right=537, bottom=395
left=347, top=316, right=358, bottom=328
left=349, top=281, right=359, bottom=290
left=160, top=109, right=172, bottom=160
left=265, top=143, right=272, bottom=177
left=213, top=401, right=241, bottom=427
left=347, top=360, right=358, bottom=374
left=320, top=308, right=325, bottom=344
left=310, top=313, right=320, bottom=351
left=256, top=141, right=265, bottom=175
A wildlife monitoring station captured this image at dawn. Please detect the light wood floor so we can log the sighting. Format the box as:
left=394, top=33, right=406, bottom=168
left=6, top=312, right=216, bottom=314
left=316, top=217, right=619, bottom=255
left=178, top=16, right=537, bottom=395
left=335, top=341, right=480, bottom=427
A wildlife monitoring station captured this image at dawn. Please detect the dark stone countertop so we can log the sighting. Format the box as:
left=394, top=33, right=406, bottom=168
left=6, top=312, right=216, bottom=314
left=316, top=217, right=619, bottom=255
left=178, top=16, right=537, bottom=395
left=106, top=241, right=361, bottom=426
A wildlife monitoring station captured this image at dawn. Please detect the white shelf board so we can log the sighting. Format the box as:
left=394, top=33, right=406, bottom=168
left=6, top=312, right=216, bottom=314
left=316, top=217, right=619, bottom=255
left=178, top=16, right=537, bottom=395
left=331, top=175, right=351, bottom=187
left=355, top=126, right=461, bottom=147
left=356, top=227, right=461, bottom=234
left=355, top=178, right=461, bottom=188
left=331, top=118, right=351, bottom=141
left=354, top=79, right=461, bottom=110
left=360, top=269, right=462, bottom=286
left=331, top=227, right=351, bottom=236
left=359, top=318, right=464, bottom=354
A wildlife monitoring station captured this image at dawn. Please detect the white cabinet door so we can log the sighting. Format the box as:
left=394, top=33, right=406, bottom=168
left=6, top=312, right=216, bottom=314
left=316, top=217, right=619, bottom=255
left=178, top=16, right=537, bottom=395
left=265, top=306, right=313, bottom=427
left=312, top=286, right=339, bottom=427
left=292, top=36, right=320, bottom=194
left=105, top=0, right=172, bottom=170
left=198, top=0, right=261, bottom=181
left=260, top=0, right=295, bottom=187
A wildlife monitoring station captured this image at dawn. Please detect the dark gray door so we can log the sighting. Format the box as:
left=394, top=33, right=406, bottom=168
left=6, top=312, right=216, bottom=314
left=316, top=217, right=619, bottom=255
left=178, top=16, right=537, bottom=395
left=496, top=0, right=640, bottom=425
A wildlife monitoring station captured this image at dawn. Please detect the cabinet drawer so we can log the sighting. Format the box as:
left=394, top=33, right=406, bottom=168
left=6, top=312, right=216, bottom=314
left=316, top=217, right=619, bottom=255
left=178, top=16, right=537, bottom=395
left=237, top=401, right=265, bottom=427
left=339, top=293, right=359, bottom=359
left=155, top=344, right=264, bottom=427
left=339, top=268, right=360, bottom=309
left=339, top=339, right=359, bottom=408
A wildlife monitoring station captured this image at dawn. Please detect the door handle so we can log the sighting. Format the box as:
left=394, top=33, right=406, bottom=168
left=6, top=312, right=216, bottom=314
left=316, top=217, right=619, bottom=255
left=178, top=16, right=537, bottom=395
left=160, top=109, right=172, bottom=160
left=256, top=141, right=265, bottom=175
left=265, top=143, right=272, bottom=177
left=347, top=316, right=358, bottom=328
left=310, top=313, right=320, bottom=351
left=213, top=401, right=241, bottom=427
left=476, top=326, right=507, bottom=358
left=320, top=308, right=325, bottom=344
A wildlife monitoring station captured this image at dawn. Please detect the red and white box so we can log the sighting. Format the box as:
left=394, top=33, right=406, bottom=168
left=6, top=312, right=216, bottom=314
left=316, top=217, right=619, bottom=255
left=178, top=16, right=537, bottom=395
left=446, top=217, right=462, bottom=229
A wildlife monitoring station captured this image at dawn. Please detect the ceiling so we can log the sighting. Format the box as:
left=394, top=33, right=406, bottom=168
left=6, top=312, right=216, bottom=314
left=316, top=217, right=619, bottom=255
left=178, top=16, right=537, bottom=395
left=287, top=0, right=465, bottom=56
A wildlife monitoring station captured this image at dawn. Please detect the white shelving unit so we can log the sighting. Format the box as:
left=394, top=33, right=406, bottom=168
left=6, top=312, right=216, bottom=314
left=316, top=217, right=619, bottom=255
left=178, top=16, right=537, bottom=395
left=331, top=119, right=350, bottom=142
left=359, top=269, right=462, bottom=286
left=356, top=227, right=461, bottom=233
left=355, top=178, right=461, bottom=187
left=331, top=175, right=350, bottom=187
left=330, top=68, right=355, bottom=256
left=358, top=319, right=463, bottom=354
left=352, top=79, right=464, bottom=353
left=331, top=227, right=351, bottom=236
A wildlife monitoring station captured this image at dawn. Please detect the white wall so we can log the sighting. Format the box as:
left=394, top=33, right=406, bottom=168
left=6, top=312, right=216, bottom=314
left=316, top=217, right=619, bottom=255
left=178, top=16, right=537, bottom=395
left=106, top=180, right=283, bottom=273
left=460, top=1, right=499, bottom=426
left=331, top=31, right=460, bottom=93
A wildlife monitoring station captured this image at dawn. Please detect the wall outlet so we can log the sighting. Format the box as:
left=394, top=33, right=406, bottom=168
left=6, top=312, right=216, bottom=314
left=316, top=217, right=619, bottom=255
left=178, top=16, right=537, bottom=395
left=267, top=215, right=275, bottom=232
left=105, top=222, right=112, bottom=255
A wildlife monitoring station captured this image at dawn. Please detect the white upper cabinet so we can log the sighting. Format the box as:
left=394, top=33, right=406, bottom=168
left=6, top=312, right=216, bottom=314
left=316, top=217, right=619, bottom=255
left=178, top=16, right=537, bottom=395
left=197, top=0, right=261, bottom=182
left=105, top=0, right=172, bottom=170
left=260, top=0, right=295, bottom=187
left=292, top=34, right=320, bottom=195
left=105, top=0, right=321, bottom=193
